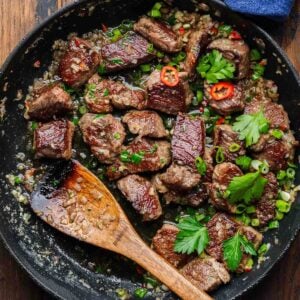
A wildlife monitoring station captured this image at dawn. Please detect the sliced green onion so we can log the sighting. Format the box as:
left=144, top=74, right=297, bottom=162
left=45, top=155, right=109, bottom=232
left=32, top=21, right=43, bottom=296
left=31, top=121, right=38, bottom=131
left=72, top=116, right=79, bottom=126
left=150, top=9, right=161, bottom=18
left=277, top=170, right=286, bottom=180
left=251, top=160, right=262, bottom=171
left=140, top=64, right=151, bottom=73
left=228, top=143, right=241, bottom=153
left=196, top=90, right=203, bottom=102
left=276, top=199, right=291, bottom=213
left=251, top=218, right=260, bottom=227
left=268, top=220, right=279, bottom=229
left=134, top=288, right=148, bottom=298
left=250, top=49, right=261, bottom=61
left=235, top=214, right=251, bottom=226
left=235, top=155, right=252, bottom=171
left=110, top=28, right=122, bottom=42
left=215, top=147, right=225, bottom=164
left=156, top=64, right=163, bottom=70
left=79, top=105, right=88, bottom=115
left=173, top=51, right=187, bottom=63
left=195, top=156, right=207, bottom=176
left=246, top=205, right=256, bottom=214
left=252, top=63, right=265, bottom=81
left=143, top=275, right=159, bottom=287
left=120, top=150, right=131, bottom=162
left=286, top=168, right=295, bottom=179
left=14, top=176, right=23, bottom=184
left=116, top=288, right=128, bottom=298
left=259, top=163, right=269, bottom=174
left=98, top=63, right=106, bottom=75
left=113, top=132, right=121, bottom=140
left=275, top=210, right=284, bottom=220
left=258, top=243, right=269, bottom=256
left=103, top=88, right=109, bottom=96
left=279, top=190, right=291, bottom=201
left=245, top=257, right=254, bottom=271
left=271, top=129, right=283, bottom=139
left=235, top=204, right=246, bottom=214
left=147, top=43, right=154, bottom=53
left=131, top=151, right=145, bottom=164
left=218, top=24, right=232, bottom=36
left=156, top=51, right=164, bottom=58
left=287, top=162, right=297, bottom=169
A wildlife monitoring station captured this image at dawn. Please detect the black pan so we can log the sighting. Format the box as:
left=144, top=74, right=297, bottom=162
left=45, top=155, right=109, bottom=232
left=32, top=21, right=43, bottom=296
left=0, top=0, right=299, bottom=299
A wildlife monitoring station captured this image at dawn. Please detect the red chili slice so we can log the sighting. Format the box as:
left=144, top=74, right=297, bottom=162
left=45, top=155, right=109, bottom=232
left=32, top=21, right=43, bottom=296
left=229, top=30, right=242, bottom=40
left=160, top=66, right=179, bottom=87
left=210, top=82, right=235, bottom=101
left=216, top=117, right=225, bottom=125
left=178, top=27, right=185, bottom=35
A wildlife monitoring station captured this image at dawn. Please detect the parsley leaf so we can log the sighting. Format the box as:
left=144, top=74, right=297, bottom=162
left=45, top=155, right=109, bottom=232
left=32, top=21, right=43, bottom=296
left=232, top=110, right=269, bottom=147
left=196, top=50, right=235, bottom=84
left=223, top=232, right=257, bottom=271
left=174, top=216, right=209, bottom=255
left=226, top=171, right=268, bottom=204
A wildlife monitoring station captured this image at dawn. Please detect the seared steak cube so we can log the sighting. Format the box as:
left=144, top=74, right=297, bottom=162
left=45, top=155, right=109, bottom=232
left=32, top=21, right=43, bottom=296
left=172, top=113, right=205, bottom=168
left=208, top=163, right=243, bottom=213
left=25, top=84, right=74, bottom=121
left=184, top=16, right=215, bottom=75
left=122, top=110, right=168, bottom=138
left=160, top=163, right=201, bottom=191
left=59, top=37, right=100, bottom=87
left=244, top=98, right=289, bottom=131
left=34, top=119, right=74, bottom=159
left=180, top=257, right=230, bottom=292
left=79, top=113, right=125, bottom=164
left=84, top=74, right=146, bottom=113
left=204, top=81, right=245, bottom=116
left=107, top=138, right=171, bottom=180
left=213, top=125, right=246, bottom=163
left=101, top=31, right=155, bottom=73
left=152, top=224, right=190, bottom=267
left=207, top=38, right=250, bottom=79
left=117, top=175, right=162, bottom=221
left=134, top=17, right=182, bottom=53
left=146, top=70, right=193, bottom=115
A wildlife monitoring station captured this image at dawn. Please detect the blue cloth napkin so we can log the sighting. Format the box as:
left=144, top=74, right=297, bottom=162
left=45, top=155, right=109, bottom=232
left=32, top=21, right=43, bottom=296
left=224, top=0, right=294, bottom=21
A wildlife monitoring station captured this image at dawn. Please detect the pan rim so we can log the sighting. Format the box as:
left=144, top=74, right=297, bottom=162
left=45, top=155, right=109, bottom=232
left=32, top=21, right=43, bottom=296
left=0, top=0, right=299, bottom=299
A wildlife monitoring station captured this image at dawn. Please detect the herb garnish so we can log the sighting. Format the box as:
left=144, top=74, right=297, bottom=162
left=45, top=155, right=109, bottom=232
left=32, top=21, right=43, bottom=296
left=195, top=156, right=206, bottom=176
left=86, top=83, right=96, bottom=98
left=232, top=110, right=269, bottom=147
left=103, top=88, right=110, bottom=97
left=174, top=216, right=209, bottom=255
left=223, top=232, right=257, bottom=271
left=120, top=150, right=145, bottom=164
left=110, top=58, right=124, bottom=65
left=196, top=50, right=235, bottom=84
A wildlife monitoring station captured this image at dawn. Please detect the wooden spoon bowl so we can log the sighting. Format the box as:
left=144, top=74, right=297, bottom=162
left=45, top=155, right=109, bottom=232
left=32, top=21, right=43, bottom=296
left=30, top=160, right=212, bottom=300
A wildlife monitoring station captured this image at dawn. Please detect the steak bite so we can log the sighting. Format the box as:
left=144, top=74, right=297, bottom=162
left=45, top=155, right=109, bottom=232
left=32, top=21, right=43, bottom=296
left=107, top=138, right=171, bottom=180
left=122, top=110, right=168, bottom=138
left=101, top=31, right=155, bottom=73
left=207, top=38, right=250, bottom=79
left=79, top=113, right=125, bottom=164
left=184, top=16, right=215, bottom=75
left=244, top=97, right=290, bottom=131
left=204, top=81, right=245, bottom=116
left=25, top=84, right=74, bottom=121
left=84, top=74, right=146, bottom=113
left=213, top=125, right=246, bottom=163
left=180, top=257, right=231, bottom=292
left=152, top=224, right=190, bottom=267
left=134, top=16, right=182, bottom=53
left=171, top=113, right=205, bottom=168
left=146, top=70, right=193, bottom=115
left=208, top=163, right=243, bottom=213
left=34, top=119, right=74, bottom=159
left=160, top=163, right=201, bottom=191
left=59, top=37, right=100, bottom=87
left=117, top=175, right=162, bottom=221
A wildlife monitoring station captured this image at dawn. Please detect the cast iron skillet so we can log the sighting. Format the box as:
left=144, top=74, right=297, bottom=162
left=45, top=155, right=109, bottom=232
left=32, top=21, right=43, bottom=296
left=0, top=0, right=299, bottom=299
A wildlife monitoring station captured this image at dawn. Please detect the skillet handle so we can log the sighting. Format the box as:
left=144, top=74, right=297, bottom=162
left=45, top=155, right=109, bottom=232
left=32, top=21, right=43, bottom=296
left=117, top=230, right=213, bottom=300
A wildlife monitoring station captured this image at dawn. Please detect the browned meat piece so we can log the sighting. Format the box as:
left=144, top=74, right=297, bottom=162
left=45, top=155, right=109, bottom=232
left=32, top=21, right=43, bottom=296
left=206, top=213, right=262, bottom=269
left=172, top=113, right=205, bottom=168
left=59, top=37, right=100, bottom=87
left=122, top=110, right=168, bottom=138
left=208, top=163, right=243, bottom=213
left=255, top=172, right=278, bottom=226
left=146, top=70, right=193, bottom=115
left=204, top=81, right=245, bottom=116
left=207, top=38, right=250, bottom=79
left=79, top=113, right=125, bottom=164
left=84, top=74, right=146, bottom=112
left=134, top=17, right=182, bottom=53
left=152, top=224, right=190, bottom=267
left=151, top=174, right=169, bottom=194
left=117, top=175, right=162, bottom=221
left=107, top=138, right=171, bottom=180
left=160, top=163, right=201, bottom=191
left=25, top=84, right=73, bottom=121
left=252, top=131, right=296, bottom=171
left=184, top=16, right=215, bottom=75
left=34, top=119, right=74, bottom=159
left=244, top=98, right=290, bottom=131
left=163, top=184, right=208, bottom=207
left=213, top=125, right=246, bottom=163
left=203, top=147, right=214, bottom=183
left=180, top=257, right=230, bottom=292
left=101, top=31, right=155, bottom=73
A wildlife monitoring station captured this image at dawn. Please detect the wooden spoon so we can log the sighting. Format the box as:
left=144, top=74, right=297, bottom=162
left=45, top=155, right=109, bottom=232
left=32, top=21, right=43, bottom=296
left=30, top=160, right=212, bottom=300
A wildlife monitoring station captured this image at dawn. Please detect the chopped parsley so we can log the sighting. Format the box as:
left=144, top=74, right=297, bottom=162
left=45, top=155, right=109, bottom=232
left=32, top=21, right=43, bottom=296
left=174, top=216, right=209, bottom=255
left=251, top=62, right=265, bottom=80
left=223, top=232, right=257, bottom=271
left=196, top=50, right=235, bottom=84
left=232, top=110, right=269, bottom=147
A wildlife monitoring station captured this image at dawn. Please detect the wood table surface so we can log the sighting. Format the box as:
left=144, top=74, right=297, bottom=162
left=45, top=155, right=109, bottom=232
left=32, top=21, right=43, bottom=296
left=0, top=0, right=299, bottom=299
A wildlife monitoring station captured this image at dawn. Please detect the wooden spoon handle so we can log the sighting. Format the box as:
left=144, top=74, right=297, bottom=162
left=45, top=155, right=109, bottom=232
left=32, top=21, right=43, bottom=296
left=118, top=231, right=212, bottom=300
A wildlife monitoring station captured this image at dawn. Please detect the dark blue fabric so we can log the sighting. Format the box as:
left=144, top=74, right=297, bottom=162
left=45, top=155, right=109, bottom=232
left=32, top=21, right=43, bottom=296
left=224, top=0, right=294, bottom=21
